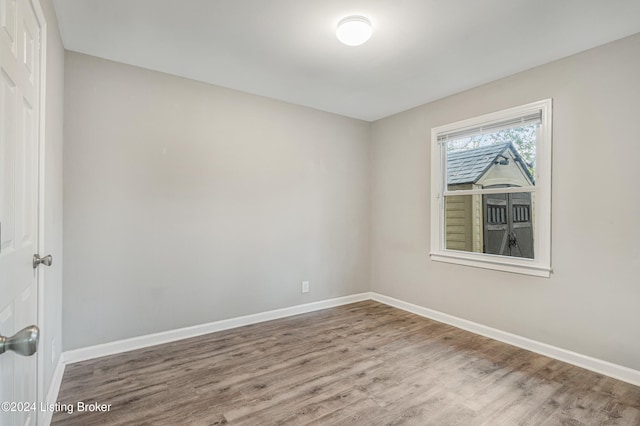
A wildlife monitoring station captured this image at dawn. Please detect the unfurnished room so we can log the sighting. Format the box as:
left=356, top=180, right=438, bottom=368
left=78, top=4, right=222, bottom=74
left=1, top=0, right=640, bottom=425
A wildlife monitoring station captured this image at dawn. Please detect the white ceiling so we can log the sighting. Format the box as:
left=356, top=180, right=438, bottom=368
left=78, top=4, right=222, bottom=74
left=53, top=0, right=640, bottom=122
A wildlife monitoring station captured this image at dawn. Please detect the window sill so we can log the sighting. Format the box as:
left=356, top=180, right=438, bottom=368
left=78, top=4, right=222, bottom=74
left=430, top=252, right=551, bottom=278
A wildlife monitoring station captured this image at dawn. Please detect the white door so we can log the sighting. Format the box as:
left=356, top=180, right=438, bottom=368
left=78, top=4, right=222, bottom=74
left=0, top=0, right=43, bottom=425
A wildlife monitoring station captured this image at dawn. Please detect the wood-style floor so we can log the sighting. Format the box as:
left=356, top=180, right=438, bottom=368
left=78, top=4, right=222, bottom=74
left=52, top=301, right=640, bottom=425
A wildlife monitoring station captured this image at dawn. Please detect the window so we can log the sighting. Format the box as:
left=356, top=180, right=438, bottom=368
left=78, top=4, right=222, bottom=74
left=430, top=99, right=552, bottom=277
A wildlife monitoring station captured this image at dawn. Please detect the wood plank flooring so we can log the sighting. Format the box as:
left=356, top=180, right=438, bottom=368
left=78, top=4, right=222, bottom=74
left=52, top=301, right=640, bottom=425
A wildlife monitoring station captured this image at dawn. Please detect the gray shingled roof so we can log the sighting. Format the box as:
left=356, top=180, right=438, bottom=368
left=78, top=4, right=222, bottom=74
left=447, top=143, right=512, bottom=185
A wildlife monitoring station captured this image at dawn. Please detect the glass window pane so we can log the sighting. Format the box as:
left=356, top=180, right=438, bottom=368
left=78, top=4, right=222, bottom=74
left=444, top=192, right=534, bottom=259
left=445, top=124, right=537, bottom=191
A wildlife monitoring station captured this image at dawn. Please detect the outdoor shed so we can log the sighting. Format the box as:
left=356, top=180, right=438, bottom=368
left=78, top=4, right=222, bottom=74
left=445, top=142, right=535, bottom=258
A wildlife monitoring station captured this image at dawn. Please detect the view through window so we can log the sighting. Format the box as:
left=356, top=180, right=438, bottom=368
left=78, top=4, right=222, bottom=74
left=444, top=124, right=537, bottom=258
left=430, top=99, right=552, bottom=277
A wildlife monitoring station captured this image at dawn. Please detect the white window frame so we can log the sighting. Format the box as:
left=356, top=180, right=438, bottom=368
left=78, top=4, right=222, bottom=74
left=430, top=99, right=552, bottom=277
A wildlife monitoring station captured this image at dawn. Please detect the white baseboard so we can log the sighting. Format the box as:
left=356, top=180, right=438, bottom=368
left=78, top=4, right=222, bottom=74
left=41, top=355, right=66, bottom=426
left=63, top=293, right=371, bottom=364
left=370, top=292, right=640, bottom=387
left=60, top=291, right=640, bottom=391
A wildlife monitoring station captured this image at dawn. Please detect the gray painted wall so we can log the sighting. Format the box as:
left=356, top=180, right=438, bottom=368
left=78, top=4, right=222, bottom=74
left=370, top=34, right=640, bottom=371
left=39, top=0, right=64, bottom=401
left=63, top=33, right=640, bottom=373
left=63, top=52, right=371, bottom=350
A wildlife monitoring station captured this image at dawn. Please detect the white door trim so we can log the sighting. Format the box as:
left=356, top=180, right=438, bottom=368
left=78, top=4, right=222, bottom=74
left=31, top=0, right=48, bottom=424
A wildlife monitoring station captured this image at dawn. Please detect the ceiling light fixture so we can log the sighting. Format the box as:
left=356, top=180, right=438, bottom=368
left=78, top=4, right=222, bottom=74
left=336, top=16, right=372, bottom=46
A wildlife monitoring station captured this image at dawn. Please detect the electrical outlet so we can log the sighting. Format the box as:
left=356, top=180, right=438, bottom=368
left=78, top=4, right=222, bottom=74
left=301, top=281, right=310, bottom=294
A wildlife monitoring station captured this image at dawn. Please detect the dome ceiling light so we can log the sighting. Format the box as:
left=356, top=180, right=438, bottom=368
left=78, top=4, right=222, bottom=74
left=336, top=16, right=372, bottom=46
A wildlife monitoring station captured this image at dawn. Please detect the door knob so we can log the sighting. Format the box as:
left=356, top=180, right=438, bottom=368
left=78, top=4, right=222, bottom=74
left=33, top=254, right=53, bottom=269
left=0, top=325, right=39, bottom=356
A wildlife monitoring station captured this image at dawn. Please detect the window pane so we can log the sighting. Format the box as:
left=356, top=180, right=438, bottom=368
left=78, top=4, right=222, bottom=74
left=445, top=124, right=537, bottom=191
left=444, top=192, right=534, bottom=259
